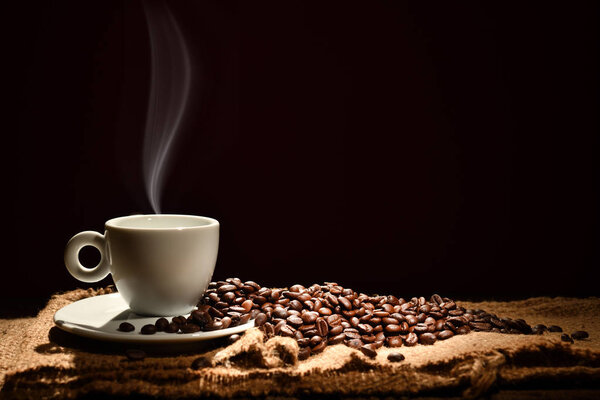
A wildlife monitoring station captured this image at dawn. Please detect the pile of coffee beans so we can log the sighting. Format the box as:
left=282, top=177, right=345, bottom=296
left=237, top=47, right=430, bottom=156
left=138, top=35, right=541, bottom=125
left=117, top=278, right=589, bottom=360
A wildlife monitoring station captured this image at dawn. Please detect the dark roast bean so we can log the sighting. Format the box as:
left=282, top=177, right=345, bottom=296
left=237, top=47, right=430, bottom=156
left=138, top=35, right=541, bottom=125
left=338, top=297, right=352, bottom=310
left=548, top=325, right=563, bottom=332
left=316, top=318, right=329, bottom=337
left=287, top=315, right=304, bottom=326
left=310, top=335, right=323, bottom=346
left=385, top=324, right=402, bottom=334
left=419, top=332, right=437, bottom=345
left=217, top=284, right=237, bottom=294
left=302, top=311, right=319, bottom=324
left=239, top=313, right=251, bottom=325
left=298, top=347, right=311, bottom=360
left=404, top=332, right=418, bottom=346
left=118, top=322, right=135, bottom=332
left=181, top=323, right=202, bottom=333
left=140, top=324, right=157, bottom=335
left=297, top=338, right=310, bottom=347
left=312, top=341, right=327, bottom=353
left=191, top=356, right=212, bottom=369
left=470, top=322, right=492, bottom=331
left=192, top=310, right=213, bottom=326
left=346, top=338, right=364, bottom=349
left=387, top=352, right=405, bottom=362
left=318, top=307, right=332, bottom=316
left=571, top=331, right=589, bottom=340
left=329, top=333, right=346, bottom=345
left=228, top=334, right=241, bottom=344
left=438, top=330, right=454, bottom=340
left=125, top=349, right=146, bottom=361
left=165, top=322, right=179, bottom=333
left=221, top=316, right=232, bottom=329
left=329, top=325, right=343, bottom=336
left=154, top=318, right=169, bottom=332
left=561, top=333, right=574, bottom=343
left=272, top=307, right=288, bottom=319
left=254, top=312, right=267, bottom=327
left=206, top=321, right=224, bottom=331
left=360, top=343, right=377, bottom=358
left=387, top=336, right=403, bottom=348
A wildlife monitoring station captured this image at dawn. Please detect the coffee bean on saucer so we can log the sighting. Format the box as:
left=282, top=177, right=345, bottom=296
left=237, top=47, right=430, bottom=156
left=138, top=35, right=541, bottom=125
left=125, top=349, right=146, bottom=361
left=387, top=352, right=405, bottom=362
left=155, top=318, right=169, bottom=332
left=548, top=325, right=563, bottom=332
left=191, top=356, right=212, bottom=370
left=181, top=323, right=202, bottom=333
left=561, top=333, right=574, bottom=343
left=571, top=331, right=589, bottom=340
left=141, top=324, right=157, bottom=335
left=118, top=322, right=135, bottom=332
left=165, top=322, right=179, bottom=333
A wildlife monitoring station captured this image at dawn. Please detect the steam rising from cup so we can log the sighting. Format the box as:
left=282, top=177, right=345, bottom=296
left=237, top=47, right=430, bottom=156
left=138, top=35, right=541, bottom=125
left=142, top=1, right=191, bottom=214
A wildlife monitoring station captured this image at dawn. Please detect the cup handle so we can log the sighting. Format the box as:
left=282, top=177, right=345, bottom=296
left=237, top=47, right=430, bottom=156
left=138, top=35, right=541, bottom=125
left=64, top=231, right=111, bottom=283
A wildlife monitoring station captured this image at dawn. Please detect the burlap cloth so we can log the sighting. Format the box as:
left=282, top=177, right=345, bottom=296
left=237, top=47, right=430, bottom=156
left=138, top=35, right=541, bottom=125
left=1, top=288, right=599, bottom=399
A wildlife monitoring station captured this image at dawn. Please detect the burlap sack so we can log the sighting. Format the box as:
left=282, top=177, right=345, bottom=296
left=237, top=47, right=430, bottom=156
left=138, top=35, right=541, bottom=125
left=1, top=288, right=599, bottom=399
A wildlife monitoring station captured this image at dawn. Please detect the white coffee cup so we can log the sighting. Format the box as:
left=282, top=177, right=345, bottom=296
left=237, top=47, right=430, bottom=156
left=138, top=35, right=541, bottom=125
left=64, top=214, right=219, bottom=316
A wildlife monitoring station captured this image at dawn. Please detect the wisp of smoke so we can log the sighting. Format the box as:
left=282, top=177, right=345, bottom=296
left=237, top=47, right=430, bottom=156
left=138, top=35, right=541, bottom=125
left=142, top=1, right=191, bottom=214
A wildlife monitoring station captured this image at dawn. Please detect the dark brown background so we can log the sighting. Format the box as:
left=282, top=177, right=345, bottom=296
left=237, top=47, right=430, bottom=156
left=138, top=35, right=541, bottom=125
left=3, top=1, right=598, bottom=315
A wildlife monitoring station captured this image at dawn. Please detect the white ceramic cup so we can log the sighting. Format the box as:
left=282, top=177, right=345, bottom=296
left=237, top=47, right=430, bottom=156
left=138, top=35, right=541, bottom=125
left=64, top=214, right=219, bottom=316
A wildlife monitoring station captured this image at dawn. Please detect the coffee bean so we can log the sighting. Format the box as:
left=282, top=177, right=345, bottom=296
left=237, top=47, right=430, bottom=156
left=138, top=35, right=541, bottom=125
left=548, top=325, right=563, bottom=332
left=387, top=352, right=405, bottom=362
left=346, top=338, right=364, bottom=349
left=316, top=318, right=329, bottom=337
left=239, top=314, right=251, bottom=325
left=181, top=323, right=201, bottom=333
left=338, top=297, right=352, bottom=310
left=165, top=322, right=179, bottom=333
left=191, top=356, right=212, bottom=369
left=404, top=332, right=418, bottom=346
left=571, top=331, right=589, bottom=340
left=561, top=333, right=574, bottom=343
left=255, top=312, right=267, bottom=327
left=287, top=315, right=303, bottom=327
left=329, top=333, right=346, bottom=345
left=312, top=341, right=327, bottom=353
left=221, top=316, right=232, bottom=329
left=118, top=322, right=135, bottom=332
left=438, top=330, right=454, bottom=340
left=302, top=311, right=319, bottom=324
left=419, top=332, right=437, bottom=345
left=298, top=347, right=311, bottom=360
left=125, top=349, right=146, bottom=361
left=155, top=318, right=169, bottom=332
left=318, top=307, right=332, bottom=316
left=360, top=343, right=377, bottom=358
left=387, top=336, right=403, bottom=348
left=192, top=310, right=213, bottom=326
left=228, top=334, right=241, bottom=344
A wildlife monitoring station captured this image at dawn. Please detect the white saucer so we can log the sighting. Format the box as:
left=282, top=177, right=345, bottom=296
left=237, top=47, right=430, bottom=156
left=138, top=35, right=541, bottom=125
left=54, top=293, right=255, bottom=343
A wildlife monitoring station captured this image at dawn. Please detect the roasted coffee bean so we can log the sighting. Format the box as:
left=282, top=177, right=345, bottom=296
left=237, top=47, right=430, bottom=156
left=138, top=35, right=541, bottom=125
left=181, top=323, right=202, bottom=333
left=346, top=339, right=364, bottom=349
left=329, top=325, right=343, bottom=336
left=239, top=313, right=251, bottom=325
left=206, top=321, right=224, bottom=331
left=318, top=307, right=332, bottom=316
left=217, top=284, right=237, bottom=294
left=254, top=312, right=267, bottom=327
left=165, top=322, right=179, bottom=333
left=302, top=311, right=319, bottom=324
left=125, top=349, right=146, bottom=361
left=338, top=296, right=352, bottom=310
left=287, top=315, right=303, bottom=327
left=154, top=318, right=169, bottom=332
left=280, top=324, right=296, bottom=337
left=470, top=322, right=492, bottom=331
left=312, top=341, right=327, bottom=353
left=360, top=343, right=377, bottom=358
left=316, top=318, right=329, bottom=337
left=561, top=333, right=574, bottom=343
left=191, top=356, right=212, bottom=370
left=118, top=322, right=135, bottom=332
left=310, top=335, right=323, bottom=346
left=329, top=333, right=346, bottom=345
left=273, top=307, right=288, bottom=319
left=387, top=352, right=405, bottom=362
left=298, top=347, right=311, bottom=360
left=385, top=324, right=402, bottom=334
left=419, top=332, right=437, bottom=345
left=571, top=331, right=589, bottom=340
left=192, top=310, right=213, bottom=326
left=228, top=334, right=241, bottom=344
left=404, top=332, right=418, bottom=346
left=548, top=325, right=563, bottom=332
left=221, top=316, right=232, bottom=329
left=387, top=336, right=403, bottom=348
left=141, top=324, right=157, bottom=335
left=438, top=330, right=454, bottom=340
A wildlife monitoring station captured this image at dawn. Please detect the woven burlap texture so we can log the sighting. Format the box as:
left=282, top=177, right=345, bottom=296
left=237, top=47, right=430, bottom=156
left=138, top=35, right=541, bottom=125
left=1, top=289, right=599, bottom=399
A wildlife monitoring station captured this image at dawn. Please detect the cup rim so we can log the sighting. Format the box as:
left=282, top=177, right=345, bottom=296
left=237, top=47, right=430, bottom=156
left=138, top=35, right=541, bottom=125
left=105, top=214, right=219, bottom=231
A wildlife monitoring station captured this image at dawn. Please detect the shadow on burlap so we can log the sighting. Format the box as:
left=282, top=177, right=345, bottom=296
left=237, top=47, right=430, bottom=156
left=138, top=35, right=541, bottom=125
left=1, top=289, right=600, bottom=399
